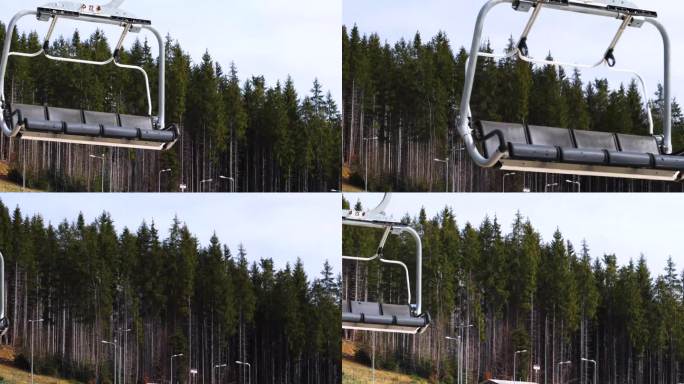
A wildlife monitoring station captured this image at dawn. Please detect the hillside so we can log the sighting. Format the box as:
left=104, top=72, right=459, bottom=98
left=0, top=346, right=78, bottom=384
left=343, top=359, right=429, bottom=384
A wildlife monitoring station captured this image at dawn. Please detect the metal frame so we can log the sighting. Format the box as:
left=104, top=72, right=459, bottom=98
left=342, top=193, right=424, bottom=319
left=458, top=0, right=672, bottom=171
left=0, top=251, right=7, bottom=337
left=0, top=1, right=167, bottom=138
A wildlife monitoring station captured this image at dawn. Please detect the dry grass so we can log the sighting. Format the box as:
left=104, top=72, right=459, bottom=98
left=0, top=363, right=81, bottom=384
left=0, top=161, right=41, bottom=192
left=343, top=359, right=429, bottom=384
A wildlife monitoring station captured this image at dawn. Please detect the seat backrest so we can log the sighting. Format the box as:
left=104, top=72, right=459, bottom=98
left=350, top=301, right=381, bottom=316
left=84, top=110, right=120, bottom=127
left=381, top=303, right=412, bottom=318
left=48, top=107, right=83, bottom=124
left=527, top=125, right=574, bottom=147
left=14, top=104, right=47, bottom=121
left=342, top=300, right=350, bottom=313
left=120, top=114, right=153, bottom=131
left=616, top=134, right=660, bottom=154
left=572, top=130, right=618, bottom=151
left=477, top=121, right=528, bottom=157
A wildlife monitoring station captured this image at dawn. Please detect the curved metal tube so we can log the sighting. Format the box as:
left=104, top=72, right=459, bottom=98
left=398, top=226, right=422, bottom=315
left=380, top=258, right=412, bottom=305
left=645, top=18, right=671, bottom=153
left=0, top=251, right=5, bottom=320
left=114, top=60, right=153, bottom=116
left=142, top=24, right=166, bottom=127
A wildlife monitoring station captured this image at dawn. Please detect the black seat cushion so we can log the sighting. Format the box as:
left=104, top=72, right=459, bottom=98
left=103, top=126, right=139, bottom=139
left=342, top=312, right=362, bottom=322
left=84, top=110, right=119, bottom=127
left=120, top=114, right=154, bottom=131
left=653, top=154, right=684, bottom=171
left=607, top=151, right=653, bottom=168
left=560, top=148, right=607, bottom=164
left=24, top=120, right=64, bottom=133
left=140, top=129, right=175, bottom=142
left=508, top=143, right=559, bottom=161
left=572, top=130, right=618, bottom=151
left=477, top=121, right=527, bottom=158
left=528, top=125, right=574, bottom=147
left=616, top=133, right=660, bottom=154
left=65, top=123, right=101, bottom=136
left=48, top=107, right=83, bottom=124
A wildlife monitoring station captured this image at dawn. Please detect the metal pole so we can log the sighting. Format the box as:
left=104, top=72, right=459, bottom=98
left=171, top=353, right=183, bottom=384
left=514, top=350, right=527, bottom=383
left=581, top=358, right=597, bottom=384
left=503, top=172, right=516, bottom=192
left=558, top=361, right=571, bottom=384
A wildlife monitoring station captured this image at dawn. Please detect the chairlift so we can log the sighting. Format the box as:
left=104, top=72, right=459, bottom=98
left=458, top=0, right=684, bottom=181
left=0, top=1, right=179, bottom=150
left=342, top=193, right=431, bottom=335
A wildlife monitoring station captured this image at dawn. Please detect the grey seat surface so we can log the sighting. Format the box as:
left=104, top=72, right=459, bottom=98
left=478, top=121, right=526, bottom=158
left=344, top=300, right=429, bottom=328
left=120, top=114, right=154, bottom=131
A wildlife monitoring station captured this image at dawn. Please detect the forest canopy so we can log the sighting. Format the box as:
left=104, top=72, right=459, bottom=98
left=0, top=199, right=341, bottom=384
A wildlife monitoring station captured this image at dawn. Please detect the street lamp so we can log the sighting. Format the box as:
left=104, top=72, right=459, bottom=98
left=215, top=363, right=227, bottom=384
left=189, top=369, right=198, bottom=384
left=102, top=340, right=118, bottom=384
left=533, top=365, right=541, bottom=383
left=170, top=353, right=184, bottom=384
left=28, top=318, right=43, bottom=384
left=116, top=328, right=131, bottom=384
left=199, top=179, right=213, bottom=193
left=433, top=158, right=450, bottom=192
left=558, top=360, right=571, bottom=384
left=513, top=349, right=528, bottom=383
left=545, top=182, right=559, bottom=192
left=452, top=324, right=473, bottom=384
left=158, top=169, right=171, bottom=192
left=566, top=179, right=581, bottom=192
left=445, top=336, right=461, bottom=384
left=219, top=175, right=235, bottom=192
left=235, top=360, right=251, bottom=384
left=363, top=136, right=378, bottom=192
left=502, top=172, right=516, bottom=192
left=581, top=358, right=597, bottom=384
left=89, top=154, right=105, bottom=192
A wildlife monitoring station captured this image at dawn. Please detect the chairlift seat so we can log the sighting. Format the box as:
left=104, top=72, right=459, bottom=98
left=6, top=103, right=177, bottom=150
left=476, top=120, right=684, bottom=180
left=342, top=300, right=430, bottom=334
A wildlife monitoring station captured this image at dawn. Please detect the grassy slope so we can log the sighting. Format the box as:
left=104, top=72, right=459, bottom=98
left=0, top=162, right=40, bottom=192
left=0, top=363, right=81, bottom=384
left=343, top=359, right=429, bottom=384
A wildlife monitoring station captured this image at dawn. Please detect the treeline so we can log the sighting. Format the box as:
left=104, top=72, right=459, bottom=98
left=0, top=22, right=340, bottom=192
left=342, top=198, right=684, bottom=384
left=0, top=200, right=341, bottom=383
left=343, top=25, right=684, bottom=192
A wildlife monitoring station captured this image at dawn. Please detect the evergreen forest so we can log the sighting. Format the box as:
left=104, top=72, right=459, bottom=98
left=0, top=199, right=341, bottom=383
left=0, top=23, right=340, bottom=192
left=342, top=197, right=684, bottom=384
left=343, top=25, right=684, bottom=192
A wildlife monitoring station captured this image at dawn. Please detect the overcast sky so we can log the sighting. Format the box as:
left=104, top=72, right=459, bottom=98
left=344, top=0, right=683, bottom=103
left=2, top=0, right=341, bottom=106
left=344, top=193, right=683, bottom=277
left=0, top=194, right=340, bottom=279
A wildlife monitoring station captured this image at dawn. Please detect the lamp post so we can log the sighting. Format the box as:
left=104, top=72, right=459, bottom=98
left=158, top=168, right=171, bottom=192
left=90, top=154, right=105, bottom=192
left=102, top=340, right=117, bottom=384
left=533, top=364, right=541, bottom=383
left=545, top=182, right=559, bottom=192
left=581, top=358, right=597, bottom=384
left=215, top=363, right=227, bottom=384
left=453, top=324, right=473, bottom=384
left=219, top=175, right=235, bottom=192
left=28, top=318, right=43, bottom=384
left=513, top=349, right=528, bottom=383
left=189, top=369, right=198, bottom=384
left=363, top=136, right=378, bottom=191
left=199, top=179, right=213, bottom=193
left=566, top=179, right=581, bottom=192
left=235, top=361, right=251, bottom=384
left=558, top=360, right=571, bottom=384
left=445, top=336, right=461, bottom=384
left=434, top=158, right=450, bottom=192
left=170, top=353, right=184, bottom=384
left=503, top=172, right=516, bottom=192
left=116, top=328, right=131, bottom=384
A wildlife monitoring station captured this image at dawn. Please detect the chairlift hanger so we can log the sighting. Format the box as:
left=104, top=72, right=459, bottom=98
left=342, top=194, right=431, bottom=335
left=457, top=0, right=683, bottom=182
left=0, top=1, right=179, bottom=151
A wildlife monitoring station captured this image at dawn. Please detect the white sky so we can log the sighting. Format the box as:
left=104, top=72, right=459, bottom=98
left=2, top=0, right=342, bottom=106
left=0, top=193, right=341, bottom=278
left=344, top=193, right=683, bottom=277
left=344, top=0, right=684, bottom=103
